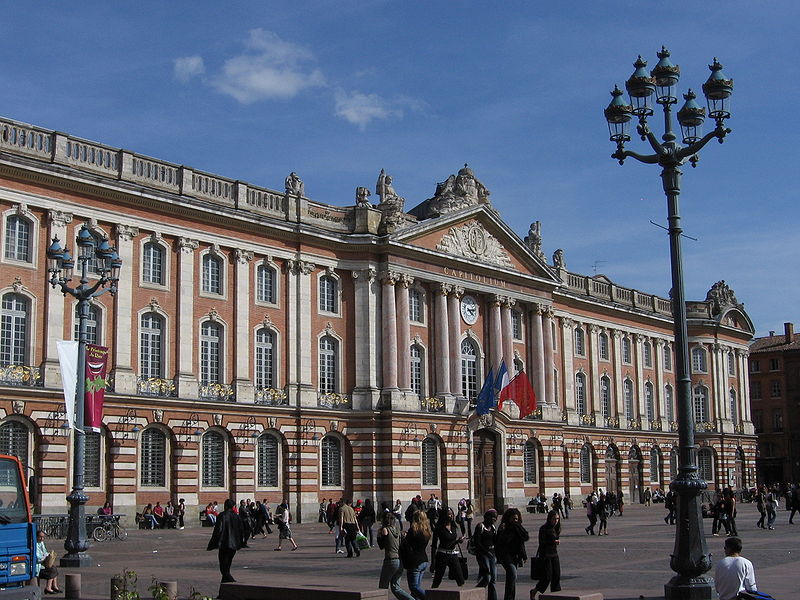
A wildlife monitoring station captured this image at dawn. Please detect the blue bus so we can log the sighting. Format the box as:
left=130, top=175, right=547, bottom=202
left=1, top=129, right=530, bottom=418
left=0, top=455, right=39, bottom=600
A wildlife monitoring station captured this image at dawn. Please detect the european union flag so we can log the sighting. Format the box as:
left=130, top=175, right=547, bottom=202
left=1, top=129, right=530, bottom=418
left=475, top=367, right=495, bottom=415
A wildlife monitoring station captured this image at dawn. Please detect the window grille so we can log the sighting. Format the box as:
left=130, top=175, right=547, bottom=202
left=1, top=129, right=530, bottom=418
left=140, top=428, right=166, bottom=487
left=410, top=345, right=424, bottom=396
left=460, top=339, right=478, bottom=402
left=579, top=445, right=591, bottom=484
left=697, top=448, right=713, bottom=481
left=4, top=216, right=30, bottom=261
left=319, top=275, right=337, bottom=313
left=321, top=436, right=342, bottom=487
left=200, top=322, right=222, bottom=385
left=319, top=336, right=337, bottom=394
left=1, top=294, right=28, bottom=366
left=257, top=434, right=279, bottom=488
left=575, top=372, right=586, bottom=415
left=422, top=438, right=438, bottom=486
left=85, top=432, right=101, bottom=488
left=142, top=242, right=164, bottom=285
left=0, top=421, right=28, bottom=471
left=202, top=254, right=222, bottom=294
left=257, top=265, right=276, bottom=303
left=74, top=304, right=100, bottom=345
left=202, top=432, right=225, bottom=488
left=600, top=376, right=611, bottom=418
left=255, top=328, right=274, bottom=389
left=140, top=313, right=164, bottom=378
left=523, top=441, right=537, bottom=484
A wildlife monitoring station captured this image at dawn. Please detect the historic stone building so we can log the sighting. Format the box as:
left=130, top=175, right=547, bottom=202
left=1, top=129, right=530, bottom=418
left=0, top=115, right=756, bottom=523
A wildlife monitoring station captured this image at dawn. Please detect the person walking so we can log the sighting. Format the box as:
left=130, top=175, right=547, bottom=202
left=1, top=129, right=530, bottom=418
left=584, top=494, right=597, bottom=535
left=377, top=511, right=415, bottom=600
left=207, top=498, right=244, bottom=593
left=755, top=486, right=767, bottom=529
left=473, top=509, right=498, bottom=600
left=359, top=499, right=377, bottom=547
left=789, top=483, right=799, bottom=524
left=339, top=498, right=361, bottom=557
left=563, top=492, right=571, bottom=519
left=402, top=510, right=431, bottom=600
left=723, top=488, right=738, bottom=536
left=531, top=510, right=562, bottom=600
left=714, top=536, right=757, bottom=600
left=495, top=507, right=529, bottom=600
left=711, top=492, right=729, bottom=537
left=464, top=499, right=475, bottom=537
left=664, top=490, right=676, bottom=525
left=273, top=502, right=299, bottom=551
left=430, top=507, right=465, bottom=589
left=765, top=487, right=778, bottom=530
left=596, top=492, right=609, bottom=536
left=617, top=490, right=625, bottom=516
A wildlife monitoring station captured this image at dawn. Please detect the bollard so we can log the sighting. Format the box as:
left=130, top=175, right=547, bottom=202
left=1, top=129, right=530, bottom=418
left=163, top=581, right=178, bottom=600
left=65, top=573, right=81, bottom=600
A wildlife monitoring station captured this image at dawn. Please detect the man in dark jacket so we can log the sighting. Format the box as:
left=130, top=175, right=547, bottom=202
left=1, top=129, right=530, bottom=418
left=207, top=498, right=244, bottom=589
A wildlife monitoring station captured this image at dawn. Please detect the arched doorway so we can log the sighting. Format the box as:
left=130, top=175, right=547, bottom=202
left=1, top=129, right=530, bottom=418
left=605, top=445, right=621, bottom=494
left=472, top=429, right=498, bottom=513
left=628, top=446, right=643, bottom=504
left=734, top=447, right=745, bottom=489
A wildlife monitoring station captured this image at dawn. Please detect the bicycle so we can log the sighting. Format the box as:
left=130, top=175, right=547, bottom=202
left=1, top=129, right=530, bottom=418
left=91, top=516, right=128, bottom=541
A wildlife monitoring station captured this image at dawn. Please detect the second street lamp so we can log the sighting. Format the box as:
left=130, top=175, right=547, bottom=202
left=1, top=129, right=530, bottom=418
left=604, top=47, right=733, bottom=600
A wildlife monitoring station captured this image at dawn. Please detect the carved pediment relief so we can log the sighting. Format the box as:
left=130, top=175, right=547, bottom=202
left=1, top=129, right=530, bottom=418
left=436, top=221, right=514, bottom=269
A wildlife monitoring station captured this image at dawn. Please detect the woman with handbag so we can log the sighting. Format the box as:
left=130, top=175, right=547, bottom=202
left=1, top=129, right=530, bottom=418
left=430, top=507, right=466, bottom=588
left=377, top=511, right=415, bottom=600
left=495, top=507, right=529, bottom=600
left=35, top=530, right=61, bottom=594
left=531, top=510, right=561, bottom=600
left=403, top=510, right=432, bottom=600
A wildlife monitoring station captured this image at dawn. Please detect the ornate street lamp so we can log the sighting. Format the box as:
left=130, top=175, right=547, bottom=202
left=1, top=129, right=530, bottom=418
left=47, top=223, right=122, bottom=567
left=604, top=47, right=733, bottom=600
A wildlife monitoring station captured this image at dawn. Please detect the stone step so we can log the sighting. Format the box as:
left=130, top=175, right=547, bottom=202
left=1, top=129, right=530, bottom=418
left=427, top=588, right=488, bottom=600
left=536, top=591, right=604, bottom=600
left=220, top=583, right=389, bottom=600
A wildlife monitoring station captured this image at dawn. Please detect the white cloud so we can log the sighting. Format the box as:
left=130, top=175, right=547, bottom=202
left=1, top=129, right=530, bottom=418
left=173, top=56, right=205, bottom=83
left=211, top=29, right=325, bottom=103
left=334, top=88, right=416, bottom=130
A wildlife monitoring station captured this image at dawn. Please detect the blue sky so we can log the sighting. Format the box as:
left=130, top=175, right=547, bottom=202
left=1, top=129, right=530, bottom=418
left=2, top=2, right=797, bottom=337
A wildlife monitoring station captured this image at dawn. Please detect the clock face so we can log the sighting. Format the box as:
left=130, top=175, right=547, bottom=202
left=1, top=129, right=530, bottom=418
left=460, top=295, right=479, bottom=325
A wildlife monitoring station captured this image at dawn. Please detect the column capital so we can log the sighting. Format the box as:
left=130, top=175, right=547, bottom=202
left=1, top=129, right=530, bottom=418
left=379, top=270, right=400, bottom=285
left=178, top=237, right=199, bottom=253
left=286, top=259, right=315, bottom=275
left=589, top=324, right=600, bottom=334
left=450, top=285, right=464, bottom=298
left=611, top=329, right=623, bottom=340
left=115, top=224, right=139, bottom=242
left=501, top=295, right=516, bottom=308
left=48, top=209, right=73, bottom=227
left=736, top=348, right=748, bottom=358
left=235, top=248, right=254, bottom=264
left=560, top=317, right=574, bottom=329
left=351, top=267, right=377, bottom=282
left=399, top=273, right=415, bottom=288
left=436, top=282, right=452, bottom=296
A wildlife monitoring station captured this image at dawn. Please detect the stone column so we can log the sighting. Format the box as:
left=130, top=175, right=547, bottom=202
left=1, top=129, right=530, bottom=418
left=448, top=287, right=464, bottom=396
left=298, top=261, right=316, bottom=406
left=489, top=296, right=503, bottom=371
left=43, top=210, right=73, bottom=388
left=501, top=298, right=515, bottom=371
left=111, top=224, right=139, bottom=394
left=381, top=271, right=399, bottom=391
left=712, top=343, right=725, bottom=422
left=737, top=350, right=751, bottom=422
left=234, top=249, right=254, bottom=403
left=611, top=330, right=624, bottom=420
left=531, top=305, right=546, bottom=403
left=351, top=267, right=380, bottom=409
left=543, top=308, right=555, bottom=405
left=176, top=237, right=199, bottom=399
left=396, top=274, right=413, bottom=391
left=434, top=283, right=451, bottom=396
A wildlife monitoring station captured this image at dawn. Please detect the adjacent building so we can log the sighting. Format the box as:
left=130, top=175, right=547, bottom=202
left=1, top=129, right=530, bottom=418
left=748, top=323, right=800, bottom=483
left=0, top=115, right=757, bottom=523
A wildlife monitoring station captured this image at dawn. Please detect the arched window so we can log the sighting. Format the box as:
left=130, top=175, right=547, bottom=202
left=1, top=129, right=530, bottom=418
left=319, top=335, right=338, bottom=394
left=140, top=312, right=164, bottom=378
left=74, top=303, right=100, bottom=345
left=255, top=328, right=274, bottom=390
left=664, top=384, right=674, bottom=423
left=460, top=338, right=478, bottom=402
left=201, top=253, right=223, bottom=295
left=4, top=216, right=31, bottom=262
left=319, top=275, right=338, bottom=313
left=257, top=434, right=279, bottom=488
left=85, top=431, right=102, bottom=488
left=202, top=431, right=226, bottom=488
left=574, top=327, right=585, bottom=356
left=422, top=438, right=439, bottom=486
left=599, top=332, right=609, bottom=360
left=693, top=385, right=709, bottom=423
left=650, top=447, right=661, bottom=483
left=257, top=264, right=276, bottom=304
left=410, top=344, right=424, bottom=397
left=691, top=346, right=707, bottom=373
left=643, top=341, right=652, bottom=367
left=1, top=293, right=29, bottom=366
left=321, top=436, right=342, bottom=487
left=0, top=421, right=29, bottom=470
left=580, top=445, right=592, bottom=484
left=200, top=321, right=223, bottom=385
left=523, top=441, right=537, bottom=484
left=644, top=382, right=654, bottom=421
left=663, top=344, right=673, bottom=371
left=622, top=337, right=632, bottom=364
left=142, top=242, right=165, bottom=285
left=729, top=389, right=738, bottom=425
left=600, top=376, right=611, bottom=418
left=140, top=428, right=166, bottom=487
left=698, top=448, right=714, bottom=481
left=575, top=372, right=586, bottom=416
left=623, top=379, right=634, bottom=419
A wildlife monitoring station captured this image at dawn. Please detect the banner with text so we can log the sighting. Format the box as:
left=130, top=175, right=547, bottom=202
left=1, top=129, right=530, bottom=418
left=84, top=344, right=109, bottom=432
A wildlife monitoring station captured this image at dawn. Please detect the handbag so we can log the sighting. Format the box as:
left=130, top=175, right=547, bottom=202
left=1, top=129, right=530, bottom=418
left=448, top=545, right=469, bottom=580
left=43, top=551, right=57, bottom=569
left=530, top=549, right=544, bottom=580
left=737, top=592, right=775, bottom=600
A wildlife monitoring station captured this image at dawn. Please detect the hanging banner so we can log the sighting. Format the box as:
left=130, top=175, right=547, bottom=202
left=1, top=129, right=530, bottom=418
left=84, top=344, right=109, bottom=432
left=56, top=340, right=79, bottom=429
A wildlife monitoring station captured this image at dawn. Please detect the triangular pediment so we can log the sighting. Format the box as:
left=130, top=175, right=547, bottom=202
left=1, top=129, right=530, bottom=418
left=390, top=204, right=558, bottom=283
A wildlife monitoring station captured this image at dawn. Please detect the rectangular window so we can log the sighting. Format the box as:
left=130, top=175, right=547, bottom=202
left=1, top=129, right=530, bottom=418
left=771, top=380, right=781, bottom=398
left=750, top=360, right=760, bottom=373
left=599, top=334, right=609, bottom=361
left=409, top=289, right=423, bottom=323
left=257, top=436, right=279, bottom=488
left=523, top=443, right=537, bottom=484
left=202, top=255, right=222, bottom=295
left=257, top=266, right=276, bottom=304
left=753, top=410, right=763, bottom=433
left=512, top=311, right=522, bottom=340
left=750, top=381, right=761, bottom=400
left=728, top=353, right=736, bottom=376
left=643, top=343, right=652, bottom=368
left=4, top=216, right=30, bottom=262
left=422, top=439, right=438, bottom=486
left=773, top=409, right=783, bottom=432
left=319, top=276, right=337, bottom=313
left=663, top=345, right=672, bottom=371
left=142, top=243, right=164, bottom=285
left=769, top=358, right=780, bottom=371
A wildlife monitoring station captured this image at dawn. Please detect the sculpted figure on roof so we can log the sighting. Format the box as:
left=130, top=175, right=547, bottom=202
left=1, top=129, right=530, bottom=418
left=427, top=164, right=490, bottom=216
left=705, top=280, right=740, bottom=315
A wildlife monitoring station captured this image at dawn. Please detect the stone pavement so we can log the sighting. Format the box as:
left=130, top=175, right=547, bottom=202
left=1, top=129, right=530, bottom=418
left=49, top=503, right=797, bottom=600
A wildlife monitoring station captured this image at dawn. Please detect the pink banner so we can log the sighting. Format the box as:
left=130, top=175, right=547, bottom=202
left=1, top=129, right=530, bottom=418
left=84, top=344, right=109, bottom=432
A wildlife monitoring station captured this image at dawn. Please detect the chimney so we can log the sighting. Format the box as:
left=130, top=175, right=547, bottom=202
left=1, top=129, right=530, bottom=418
left=785, top=322, right=794, bottom=344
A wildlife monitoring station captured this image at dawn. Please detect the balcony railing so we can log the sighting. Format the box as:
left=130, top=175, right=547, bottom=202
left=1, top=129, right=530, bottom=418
left=137, top=376, right=177, bottom=397
left=524, top=407, right=543, bottom=421
left=733, top=422, right=745, bottom=434
left=0, top=364, right=43, bottom=387
left=579, top=414, right=596, bottom=427
left=649, top=419, right=663, bottom=431
left=627, top=418, right=642, bottom=430
left=695, top=420, right=717, bottom=433
left=199, top=383, right=236, bottom=402
left=255, top=387, right=288, bottom=406
left=317, top=392, right=352, bottom=409
left=420, top=396, right=446, bottom=413
left=604, top=416, right=620, bottom=429
left=669, top=421, right=679, bottom=432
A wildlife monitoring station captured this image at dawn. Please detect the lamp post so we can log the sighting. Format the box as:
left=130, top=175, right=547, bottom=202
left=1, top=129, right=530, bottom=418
left=47, top=223, right=122, bottom=567
left=604, top=47, right=733, bottom=600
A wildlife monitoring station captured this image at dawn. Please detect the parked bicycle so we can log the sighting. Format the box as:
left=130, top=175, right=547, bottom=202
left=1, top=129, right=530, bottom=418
left=91, top=515, right=127, bottom=541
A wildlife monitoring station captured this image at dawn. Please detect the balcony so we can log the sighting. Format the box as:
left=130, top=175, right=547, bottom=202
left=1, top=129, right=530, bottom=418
left=420, top=396, right=445, bottom=413
left=0, top=364, right=43, bottom=387
left=317, top=392, right=352, bottom=410
left=524, top=407, right=543, bottom=421
left=627, top=418, right=642, bottom=430
left=199, top=383, right=236, bottom=402
left=604, top=416, right=620, bottom=429
left=255, top=387, right=288, bottom=406
left=649, top=419, right=663, bottom=432
left=137, top=376, right=177, bottom=398
left=695, top=420, right=718, bottom=433
left=579, top=414, right=596, bottom=427
left=733, top=422, right=745, bottom=435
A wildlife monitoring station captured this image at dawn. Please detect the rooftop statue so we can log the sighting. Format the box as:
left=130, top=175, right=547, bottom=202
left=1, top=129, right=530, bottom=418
left=285, top=172, right=304, bottom=196
left=705, top=280, right=740, bottom=315
left=375, top=169, right=405, bottom=233
left=427, top=164, right=490, bottom=216
left=524, top=220, right=545, bottom=259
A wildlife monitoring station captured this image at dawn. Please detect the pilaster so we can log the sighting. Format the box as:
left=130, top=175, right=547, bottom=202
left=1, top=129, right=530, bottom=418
left=448, top=286, right=463, bottom=396
left=112, top=224, right=139, bottom=394
left=234, top=249, right=254, bottom=403
left=543, top=307, right=555, bottom=406
left=434, top=283, right=451, bottom=396
left=351, top=267, right=380, bottom=409
left=531, top=305, right=546, bottom=403
left=43, top=210, right=73, bottom=388
left=176, top=237, right=199, bottom=399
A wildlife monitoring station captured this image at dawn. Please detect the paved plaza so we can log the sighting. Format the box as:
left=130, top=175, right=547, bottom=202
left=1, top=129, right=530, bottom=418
left=50, top=503, right=797, bottom=600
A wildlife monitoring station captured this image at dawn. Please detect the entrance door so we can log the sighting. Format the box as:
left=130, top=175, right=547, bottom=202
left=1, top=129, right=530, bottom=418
left=472, top=430, right=497, bottom=513
left=629, top=458, right=642, bottom=503
left=605, top=460, right=618, bottom=494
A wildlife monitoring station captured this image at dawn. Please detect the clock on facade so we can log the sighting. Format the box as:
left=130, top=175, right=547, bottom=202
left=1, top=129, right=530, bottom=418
left=460, top=295, right=479, bottom=325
